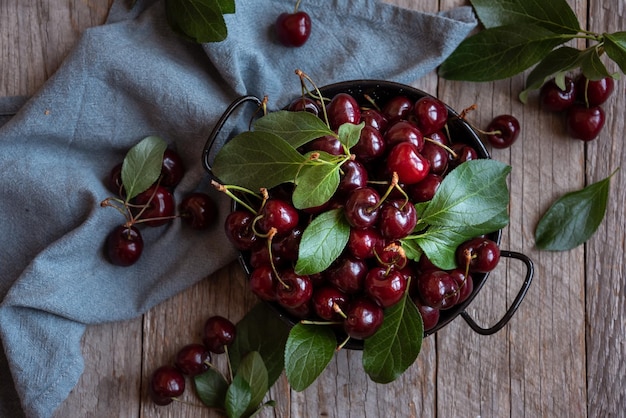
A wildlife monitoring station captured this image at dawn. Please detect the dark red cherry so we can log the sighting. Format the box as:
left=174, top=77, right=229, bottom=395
left=381, top=95, right=413, bottom=122
left=413, top=96, right=448, bottom=135
left=224, top=210, right=258, bottom=251
left=386, top=142, right=430, bottom=185
left=374, top=240, right=408, bottom=269
left=271, top=225, right=303, bottom=261
left=149, top=365, right=185, bottom=406
left=343, top=187, right=381, bottom=229
left=576, top=74, right=615, bottom=106
left=364, top=266, right=407, bottom=308
left=249, top=264, right=278, bottom=301
left=352, top=125, right=386, bottom=162
left=132, top=185, right=175, bottom=227
left=378, top=199, right=417, bottom=240
left=203, top=316, right=237, bottom=354
left=566, top=104, right=605, bottom=141
left=105, top=225, right=143, bottom=266
left=288, top=96, right=321, bottom=115
left=257, top=199, right=299, bottom=236
left=419, top=140, right=449, bottom=174
left=326, top=93, right=361, bottom=130
left=312, top=285, right=349, bottom=320
left=407, top=173, right=442, bottom=203
left=540, top=77, right=577, bottom=112
left=275, top=268, right=313, bottom=309
left=414, top=299, right=440, bottom=332
left=179, top=192, right=216, bottom=230
left=325, top=256, right=368, bottom=294
left=449, top=268, right=473, bottom=304
left=416, top=269, right=460, bottom=309
left=107, top=163, right=125, bottom=196
left=160, top=149, right=185, bottom=188
left=456, top=237, right=501, bottom=273
left=485, top=114, right=521, bottom=149
left=275, top=10, right=311, bottom=47
left=360, top=108, right=389, bottom=132
left=449, top=143, right=478, bottom=168
left=337, top=160, right=368, bottom=195
left=304, top=134, right=343, bottom=156
left=347, top=227, right=381, bottom=260
left=384, top=120, right=425, bottom=151
left=343, top=297, right=384, bottom=339
left=175, top=343, right=211, bottom=376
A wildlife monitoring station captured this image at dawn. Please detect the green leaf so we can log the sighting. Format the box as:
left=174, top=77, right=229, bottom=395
left=418, top=160, right=511, bottom=228
left=292, top=163, right=341, bottom=209
left=470, top=0, right=580, bottom=34
left=401, top=239, right=423, bottom=263
left=165, top=0, right=231, bottom=43
left=439, top=24, right=567, bottom=82
left=363, top=293, right=423, bottom=384
left=237, top=352, right=269, bottom=416
left=229, top=303, right=290, bottom=387
left=337, top=122, right=365, bottom=149
left=212, top=131, right=306, bottom=191
left=284, top=323, right=337, bottom=391
left=295, top=208, right=351, bottom=275
left=194, top=368, right=229, bottom=409
left=604, top=32, right=626, bottom=74
left=534, top=170, right=617, bottom=251
left=225, top=374, right=252, bottom=418
left=253, top=111, right=335, bottom=149
left=520, top=46, right=583, bottom=102
left=121, top=135, right=167, bottom=201
left=580, top=47, right=613, bottom=80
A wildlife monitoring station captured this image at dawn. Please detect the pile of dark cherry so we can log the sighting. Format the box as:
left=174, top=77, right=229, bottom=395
left=224, top=90, right=506, bottom=341
left=104, top=149, right=216, bottom=266
left=540, top=73, right=615, bottom=141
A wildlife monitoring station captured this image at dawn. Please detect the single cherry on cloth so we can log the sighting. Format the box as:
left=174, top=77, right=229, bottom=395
left=275, top=0, right=311, bottom=47
left=132, top=184, right=175, bottom=227
left=105, top=225, right=143, bottom=266
left=179, top=192, right=216, bottom=230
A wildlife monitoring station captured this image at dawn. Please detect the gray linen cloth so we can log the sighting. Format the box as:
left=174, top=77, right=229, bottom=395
left=0, top=0, right=476, bottom=416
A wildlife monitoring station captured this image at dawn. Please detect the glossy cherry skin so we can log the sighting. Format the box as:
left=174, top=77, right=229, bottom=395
left=449, top=143, right=478, bottom=168
left=257, top=199, right=299, bottom=236
left=413, top=298, right=440, bottom=332
left=326, top=93, right=361, bottom=130
left=175, top=343, right=211, bottom=376
left=224, top=210, right=258, bottom=251
left=347, top=227, right=381, bottom=260
left=566, top=104, right=605, bottom=141
left=343, top=297, right=384, bottom=339
left=456, top=237, right=501, bottom=273
left=312, top=285, right=349, bottom=320
left=413, top=96, right=448, bottom=135
left=275, top=11, right=311, bottom=47
left=325, top=256, right=368, bottom=294
left=407, top=173, right=442, bottom=203
left=344, top=187, right=381, bottom=229
left=275, top=268, right=313, bottom=309
left=374, top=240, right=408, bottom=269
left=576, top=74, right=615, bottom=106
left=105, top=225, right=143, bottom=266
left=249, top=264, right=277, bottom=301
left=416, top=269, right=460, bottom=309
left=540, top=77, right=577, bottom=112
left=449, top=268, right=473, bottom=304
left=107, top=163, right=124, bottom=196
left=288, top=96, right=320, bottom=115
left=179, top=192, right=216, bottom=230
left=160, top=149, right=185, bottom=188
left=419, top=140, right=449, bottom=174
left=337, top=160, right=368, bottom=195
left=271, top=225, right=303, bottom=261
left=132, top=185, right=175, bottom=227
left=360, top=108, right=389, bottom=132
left=378, top=199, right=417, bottom=240
left=352, top=125, right=386, bottom=162
left=149, top=365, right=185, bottom=405
left=304, top=134, right=343, bottom=156
left=382, top=95, right=413, bottom=122
left=364, top=266, right=407, bottom=308
left=203, top=316, right=237, bottom=354
left=384, top=120, right=425, bottom=151
left=485, top=114, right=521, bottom=149
left=386, top=142, right=430, bottom=185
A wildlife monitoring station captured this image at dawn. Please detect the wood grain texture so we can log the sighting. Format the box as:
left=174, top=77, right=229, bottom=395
left=1, top=0, right=625, bottom=417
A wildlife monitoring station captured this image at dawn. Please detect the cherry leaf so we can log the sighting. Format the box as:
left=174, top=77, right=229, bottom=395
left=229, top=303, right=290, bottom=387
left=292, top=163, right=340, bottom=209
left=362, top=292, right=423, bottom=384
left=194, top=368, right=229, bottom=409
left=285, top=324, right=336, bottom=391
left=604, top=32, right=626, bottom=74
left=295, top=208, right=350, bottom=275
left=121, top=135, right=167, bottom=201
left=580, top=47, right=613, bottom=80
left=236, top=351, right=269, bottom=417
left=337, top=122, right=364, bottom=149
left=469, top=0, right=580, bottom=34
left=253, top=110, right=335, bottom=149
left=225, top=374, right=252, bottom=418
left=212, top=131, right=306, bottom=190
left=165, top=0, right=234, bottom=43
left=535, top=169, right=618, bottom=251
left=439, top=24, right=567, bottom=82
left=417, top=159, right=511, bottom=228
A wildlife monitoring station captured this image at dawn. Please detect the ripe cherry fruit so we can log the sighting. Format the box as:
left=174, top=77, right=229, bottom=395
left=105, top=225, right=143, bottom=266
left=275, top=0, right=311, bottom=47
left=566, top=104, right=605, bottom=141
left=485, top=114, right=521, bottom=149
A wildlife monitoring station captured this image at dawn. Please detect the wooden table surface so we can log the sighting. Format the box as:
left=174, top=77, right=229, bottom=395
left=2, top=1, right=624, bottom=417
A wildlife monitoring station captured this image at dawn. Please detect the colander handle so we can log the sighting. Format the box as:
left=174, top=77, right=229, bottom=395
left=460, top=250, right=534, bottom=336
left=202, top=95, right=264, bottom=182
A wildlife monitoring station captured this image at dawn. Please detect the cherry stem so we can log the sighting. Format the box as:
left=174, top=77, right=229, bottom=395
left=211, top=180, right=260, bottom=215
left=294, top=0, right=302, bottom=13
left=224, top=345, right=234, bottom=384
left=336, top=335, right=351, bottom=351
left=333, top=302, right=348, bottom=319
left=371, top=172, right=400, bottom=212
left=424, top=137, right=458, bottom=159
left=295, top=69, right=331, bottom=129
left=300, top=319, right=342, bottom=326
left=363, top=94, right=381, bottom=111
